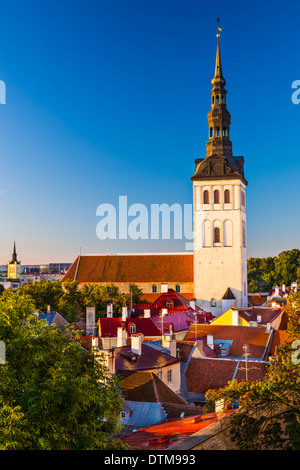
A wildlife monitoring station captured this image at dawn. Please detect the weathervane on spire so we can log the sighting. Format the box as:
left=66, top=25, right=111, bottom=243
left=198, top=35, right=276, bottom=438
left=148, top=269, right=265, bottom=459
left=216, top=17, right=222, bottom=38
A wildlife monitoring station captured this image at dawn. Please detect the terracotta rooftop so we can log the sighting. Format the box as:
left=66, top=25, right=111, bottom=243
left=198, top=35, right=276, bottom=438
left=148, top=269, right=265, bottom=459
left=115, top=343, right=180, bottom=376
left=62, top=253, right=193, bottom=283
left=119, top=371, right=186, bottom=405
left=184, top=324, right=271, bottom=359
left=186, top=357, right=268, bottom=394
left=121, top=411, right=233, bottom=450
left=237, top=306, right=283, bottom=325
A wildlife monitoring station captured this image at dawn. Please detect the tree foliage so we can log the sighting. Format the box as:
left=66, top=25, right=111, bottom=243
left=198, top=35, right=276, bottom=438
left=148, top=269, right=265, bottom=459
left=5, top=280, right=146, bottom=324
left=247, top=249, right=300, bottom=293
left=0, top=291, right=128, bottom=450
left=205, top=291, right=300, bottom=450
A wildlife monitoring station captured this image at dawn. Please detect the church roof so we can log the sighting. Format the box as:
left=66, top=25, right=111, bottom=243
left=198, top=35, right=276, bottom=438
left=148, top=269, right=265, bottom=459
left=62, top=253, right=194, bottom=283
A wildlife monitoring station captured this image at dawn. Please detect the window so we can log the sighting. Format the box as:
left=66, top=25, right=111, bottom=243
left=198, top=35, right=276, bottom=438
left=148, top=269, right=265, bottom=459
left=212, top=96, right=215, bottom=105
left=216, top=95, right=219, bottom=103
left=214, top=227, right=220, bottom=243
left=241, top=191, right=246, bottom=207
left=224, top=189, right=230, bottom=203
left=120, top=411, right=127, bottom=419
left=216, top=126, right=221, bottom=136
left=242, top=221, right=246, bottom=247
left=214, top=190, right=220, bottom=204
left=166, top=300, right=173, bottom=308
left=129, top=323, right=136, bottom=333
left=210, top=127, right=213, bottom=137
left=210, top=298, right=216, bottom=307
left=167, top=370, right=172, bottom=383
left=223, top=127, right=228, bottom=137
left=175, top=284, right=180, bottom=293
left=152, top=284, right=157, bottom=293
left=203, top=190, right=209, bottom=204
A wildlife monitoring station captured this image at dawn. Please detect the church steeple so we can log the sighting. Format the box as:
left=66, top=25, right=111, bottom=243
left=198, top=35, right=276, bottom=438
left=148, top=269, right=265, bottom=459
left=11, top=241, right=18, bottom=263
left=206, top=35, right=232, bottom=158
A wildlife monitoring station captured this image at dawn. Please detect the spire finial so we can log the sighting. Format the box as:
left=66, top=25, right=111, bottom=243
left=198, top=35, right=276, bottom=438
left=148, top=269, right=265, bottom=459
left=216, top=17, right=222, bottom=38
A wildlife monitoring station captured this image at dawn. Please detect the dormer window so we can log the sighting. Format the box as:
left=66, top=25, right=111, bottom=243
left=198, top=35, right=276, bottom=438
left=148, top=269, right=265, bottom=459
left=129, top=323, right=136, bottom=334
left=166, top=300, right=173, bottom=308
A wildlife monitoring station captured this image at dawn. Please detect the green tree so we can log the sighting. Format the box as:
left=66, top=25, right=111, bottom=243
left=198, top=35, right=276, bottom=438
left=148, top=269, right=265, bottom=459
left=205, top=291, right=300, bottom=450
left=58, top=280, right=84, bottom=323
left=17, top=280, right=64, bottom=312
left=0, top=291, right=127, bottom=450
left=274, top=249, right=300, bottom=286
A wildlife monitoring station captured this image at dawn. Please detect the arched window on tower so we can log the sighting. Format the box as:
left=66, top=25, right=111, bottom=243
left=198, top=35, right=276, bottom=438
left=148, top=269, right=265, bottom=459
left=212, top=96, right=215, bottom=105
left=223, top=127, right=228, bottom=137
left=214, top=190, right=220, bottom=204
left=221, top=95, right=224, bottom=103
left=214, top=227, right=220, bottom=243
left=216, top=127, right=221, bottom=136
left=203, top=190, right=209, bottom=204
left=216, top=95, right=219, bottom=103
left=210, top=127, right=213, bottom=138
left=224, top=189, right=230, bottom=204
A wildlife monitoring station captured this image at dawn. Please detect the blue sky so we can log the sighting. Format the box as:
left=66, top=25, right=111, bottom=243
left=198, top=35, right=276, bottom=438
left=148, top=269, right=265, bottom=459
left=0, top=0, right=299, bottom=264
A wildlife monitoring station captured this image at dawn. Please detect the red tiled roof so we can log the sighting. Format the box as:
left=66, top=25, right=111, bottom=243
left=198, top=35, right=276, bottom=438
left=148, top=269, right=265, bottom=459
left=62, top=253, right=193, bottom=283
left=269, top=330, right=290, bottom=355
left=119, top=371, right=187, bottom=405
left=186, top=357, right=268, bottom=394
left=121, top=411, right=233, bottom=450
left=151, top=311, right=194, bottom=334
left=237, top=307, right=283, bottom=325
left=115, top=343, right=180, bottom=374
left=184, top=324, right=271, bottom=359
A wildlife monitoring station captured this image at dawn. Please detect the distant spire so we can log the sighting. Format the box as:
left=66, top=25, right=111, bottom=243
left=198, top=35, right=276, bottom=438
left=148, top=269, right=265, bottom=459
left=11, top=241, right=19, bottom=263
left=12, top=241, right=17, bottom=262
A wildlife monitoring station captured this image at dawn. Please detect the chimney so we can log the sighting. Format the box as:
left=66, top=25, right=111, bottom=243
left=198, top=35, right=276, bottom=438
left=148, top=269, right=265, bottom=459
left=107, top=349, right=115, bottom=375
left=131, top=333, right=142, bottom=356
left=189, top=300, right=195, bottom=310
left=282, top=284, right=286, bottom=293
left=47, top=305, right=51, bottom=313
left=274, top=286, right=279, bottom=296
left=117, top=327, right=127, bottom=347
left=122, top=306, right=128, bottom=322
left=207, top=334, right=214, bottom=350
left=162, top=333, right=177, bottom=357
left=92, top=337, right=99, bottom=348
left=257, top=315, right=262, bottom=323
left=144, top=309, right=151, bottom=318
left=291, top=282, right=298, bottom=293
left=107, top=303, right=113, bottom=318
left=161, top=283, right=168, bottom=293
left=232, top=309, right=239, bottom=326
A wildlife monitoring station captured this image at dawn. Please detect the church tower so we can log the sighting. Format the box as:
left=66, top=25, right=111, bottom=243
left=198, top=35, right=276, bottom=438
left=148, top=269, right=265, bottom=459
left=191, top=33, right=248, bottom=316
left=8, top=241, right=21, bottom=279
